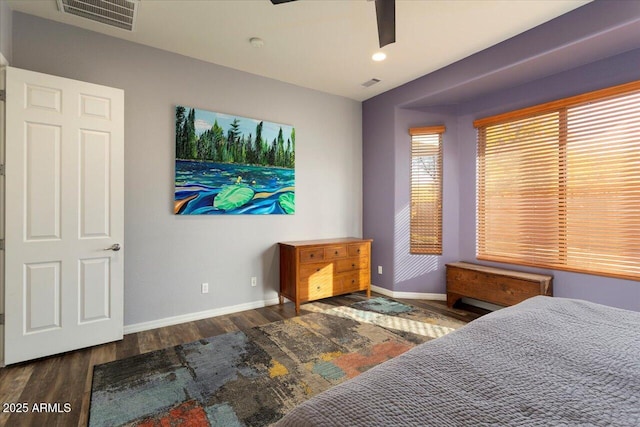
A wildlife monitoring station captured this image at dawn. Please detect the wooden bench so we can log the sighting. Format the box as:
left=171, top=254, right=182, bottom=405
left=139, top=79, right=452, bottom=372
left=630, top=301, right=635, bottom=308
left=445, top=262, right=553, bottom=308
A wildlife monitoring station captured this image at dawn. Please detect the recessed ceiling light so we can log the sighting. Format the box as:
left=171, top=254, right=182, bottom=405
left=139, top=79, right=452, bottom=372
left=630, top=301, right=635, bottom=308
left=372, top=52, right=386, bottom=61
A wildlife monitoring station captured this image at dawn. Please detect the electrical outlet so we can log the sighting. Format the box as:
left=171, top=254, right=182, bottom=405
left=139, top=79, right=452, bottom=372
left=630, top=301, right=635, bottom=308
left=201, top=282, right=209, bottom=294
left=251, top=277, right=257, bottom=287
left=378, top=266, right=383, bottom=275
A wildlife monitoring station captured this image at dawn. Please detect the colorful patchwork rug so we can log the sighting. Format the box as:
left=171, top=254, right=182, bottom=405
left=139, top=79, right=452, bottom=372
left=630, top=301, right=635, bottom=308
left=89, top=297, right=466, bottom=427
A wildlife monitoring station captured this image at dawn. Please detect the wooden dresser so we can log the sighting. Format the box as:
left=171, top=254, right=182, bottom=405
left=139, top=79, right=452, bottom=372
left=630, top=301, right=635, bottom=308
left=446, top=262, right=553, bottom=308
left=279, top=237, right=372, bottom=314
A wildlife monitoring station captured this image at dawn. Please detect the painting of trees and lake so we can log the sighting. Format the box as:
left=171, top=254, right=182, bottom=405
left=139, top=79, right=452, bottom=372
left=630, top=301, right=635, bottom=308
left=175, top=106, right=295, bottom=215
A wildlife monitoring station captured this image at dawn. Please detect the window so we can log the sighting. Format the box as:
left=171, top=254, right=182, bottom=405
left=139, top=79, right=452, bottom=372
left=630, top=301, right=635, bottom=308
left=475, top=80, right=640, bottom=280
left=410, top=126, right=444, bottom=254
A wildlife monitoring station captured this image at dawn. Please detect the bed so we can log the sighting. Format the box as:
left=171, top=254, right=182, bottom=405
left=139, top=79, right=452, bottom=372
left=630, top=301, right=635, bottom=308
left=274, top=296, right=640, bottom=426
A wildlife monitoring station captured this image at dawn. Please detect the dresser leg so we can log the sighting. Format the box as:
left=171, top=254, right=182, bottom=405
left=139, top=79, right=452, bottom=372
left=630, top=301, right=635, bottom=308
left=278, top=293, right=284, bottom=305
left=295, top=301, right=301, bottom=315
left=366, top=286, right=371, bottom=298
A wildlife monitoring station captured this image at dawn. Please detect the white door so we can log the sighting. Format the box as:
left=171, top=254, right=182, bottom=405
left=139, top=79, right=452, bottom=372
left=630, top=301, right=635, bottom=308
left=3, top=66, right=124, bottom=365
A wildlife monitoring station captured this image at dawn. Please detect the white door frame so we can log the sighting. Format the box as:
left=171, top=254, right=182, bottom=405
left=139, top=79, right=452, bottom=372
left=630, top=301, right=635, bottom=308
left=0, top=64, right=6, bottom=366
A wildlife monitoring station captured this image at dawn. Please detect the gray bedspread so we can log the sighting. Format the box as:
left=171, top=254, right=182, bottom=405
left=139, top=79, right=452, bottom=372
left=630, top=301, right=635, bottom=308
left=274, top=296, right=640, bottom=426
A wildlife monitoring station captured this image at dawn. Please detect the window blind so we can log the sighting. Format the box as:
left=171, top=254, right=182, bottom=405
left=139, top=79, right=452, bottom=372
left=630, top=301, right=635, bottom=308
left=475, top=80, right=640, bottom=280
left=410, top=126, right=444, bottom=255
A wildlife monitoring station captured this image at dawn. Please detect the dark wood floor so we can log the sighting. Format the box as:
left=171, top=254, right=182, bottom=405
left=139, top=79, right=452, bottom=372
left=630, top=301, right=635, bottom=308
left=0, top=293, right=484, bottom=427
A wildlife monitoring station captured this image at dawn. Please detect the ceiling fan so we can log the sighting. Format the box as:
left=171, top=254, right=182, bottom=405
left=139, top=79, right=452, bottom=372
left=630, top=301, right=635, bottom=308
left=270, top=0, right=396, bottom=48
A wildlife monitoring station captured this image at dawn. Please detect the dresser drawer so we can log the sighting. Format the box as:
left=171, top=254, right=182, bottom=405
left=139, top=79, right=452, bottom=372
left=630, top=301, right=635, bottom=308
left=299, top=275, right=337, bottom=301
left=300, top=248, right=324, bottom=263
left=299, top=262, right=334, bottom=281
left=348, top=243, right=369, bottom=257
left=335, top=257, right=369, bottom=273
left=340, top=271, right=369, bottom=293
left=324, top=245, right=347, bottom=259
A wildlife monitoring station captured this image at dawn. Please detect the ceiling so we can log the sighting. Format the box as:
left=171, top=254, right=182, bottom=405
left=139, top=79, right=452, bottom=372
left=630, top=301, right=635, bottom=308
left=7, top=0, right=591, bottom=101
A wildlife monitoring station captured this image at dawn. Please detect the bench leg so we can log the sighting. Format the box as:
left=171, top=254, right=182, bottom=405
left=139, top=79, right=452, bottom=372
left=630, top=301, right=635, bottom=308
left=447, top=292, right=461, bottom=309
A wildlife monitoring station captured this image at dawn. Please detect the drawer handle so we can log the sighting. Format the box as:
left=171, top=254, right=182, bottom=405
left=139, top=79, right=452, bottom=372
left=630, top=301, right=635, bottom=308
left=351, top=279, right=356, bottom=284
left=352, top=263, right=356, bottom=268
left=310, top=254, right=314, bottom=258
left=316, top=286, right=321, bottom=290
left=357, top=249, right=361, bottom=253
left=316, top=268, right=321, bottom=272
left=334, top=250, right=338, bottom=255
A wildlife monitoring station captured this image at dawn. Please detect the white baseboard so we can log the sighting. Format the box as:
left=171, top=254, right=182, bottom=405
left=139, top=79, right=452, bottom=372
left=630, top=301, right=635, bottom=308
left=124, top=296, right=282, bottom=334
left=370, top=285, right=446, bottom=301
left=0, top=53, right=7, bottom=66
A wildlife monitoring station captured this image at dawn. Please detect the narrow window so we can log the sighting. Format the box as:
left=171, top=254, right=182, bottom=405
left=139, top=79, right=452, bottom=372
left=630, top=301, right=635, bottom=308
left=410, top=126, right=445, bottom=255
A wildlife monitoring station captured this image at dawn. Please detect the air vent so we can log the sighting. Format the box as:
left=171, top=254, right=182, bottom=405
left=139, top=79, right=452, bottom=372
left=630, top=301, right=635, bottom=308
left=57, top=0, right=139, bottom=31
left=362, top=78, right=381, bottom=88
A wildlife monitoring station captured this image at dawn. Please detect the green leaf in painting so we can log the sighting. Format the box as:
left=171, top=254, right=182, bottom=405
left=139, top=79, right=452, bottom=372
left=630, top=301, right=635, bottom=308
left=278, top=193, right=295, bottom=214
left=214, top=185, right=255, bottom=211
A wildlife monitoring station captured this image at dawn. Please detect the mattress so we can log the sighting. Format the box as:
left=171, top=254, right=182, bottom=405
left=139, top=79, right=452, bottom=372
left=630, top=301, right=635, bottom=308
left=274, top=296, right=640, bottom=426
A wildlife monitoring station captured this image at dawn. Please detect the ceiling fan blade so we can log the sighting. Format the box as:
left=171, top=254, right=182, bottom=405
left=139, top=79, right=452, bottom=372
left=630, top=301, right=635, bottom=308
left=270, top=0, right=297, bottom=4
left=375, top=0, right=396, bottom=48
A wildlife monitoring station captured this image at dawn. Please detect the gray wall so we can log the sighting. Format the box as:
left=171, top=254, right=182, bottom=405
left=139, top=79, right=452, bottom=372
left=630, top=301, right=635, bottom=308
left=12, top=13, right=363, bottom=326
left=0, top=0, right=11, bottom=64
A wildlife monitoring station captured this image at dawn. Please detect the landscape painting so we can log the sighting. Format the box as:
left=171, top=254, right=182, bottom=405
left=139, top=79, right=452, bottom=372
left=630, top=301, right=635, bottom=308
left=175, top=106, right=295, bottom=215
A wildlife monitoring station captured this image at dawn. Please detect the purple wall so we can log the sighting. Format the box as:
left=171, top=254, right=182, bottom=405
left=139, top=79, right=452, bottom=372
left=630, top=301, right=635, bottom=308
left=363, top=101, right=396, bottom=289
left=363, top=0, right=640, bottom=310
left=391, top=107, right=459, bottom=294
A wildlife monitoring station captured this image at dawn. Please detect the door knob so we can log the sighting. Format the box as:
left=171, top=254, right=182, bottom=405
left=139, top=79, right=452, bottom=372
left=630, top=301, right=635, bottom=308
left=104, top=243, right=121, bottom=252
